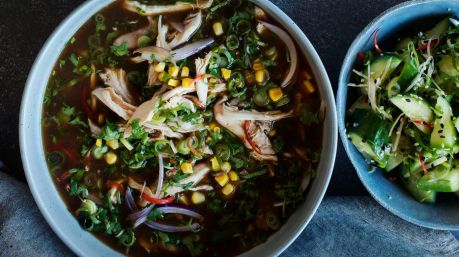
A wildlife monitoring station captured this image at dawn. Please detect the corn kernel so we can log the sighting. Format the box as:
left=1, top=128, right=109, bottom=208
left=228, top=171, right=239, bottom=181
left=209, top=121, right=219, bottom=131
left=181, top=162, right=193, bottom=174
left=168, top=78, right=179, bottom=87
left=221, top=68, right=232, bottom=81
left=303, top=80, right=315, bottom=94
left=222, top=183, right=235, bottom=196
left=104, top=152, right=117, bottom=165
left=95, top=138, right=103, bottom=147
left=269, top=87, right=283, bottom=102
left=154, top=62, right=166, bottom=72
left=221, top=162, right=231, bottom=173
left=168, top=65, right=179, bottom=77
left=215, top=174, right=229, bottom=187
left=213, top=22, right=224, bottom=36
left=210, top=157, right=221, bottom=171
left=255, top=70, right=266, bottom=84
left=158, top=71, right=166, bottom=81
left=181, top=66, right=190, bottom=77
left=191, top=192, right=206, bottom=204
left=252, top=59, right=264, bottom=71
left=181, top=78, right=195, bottom=88
left=106, top=139, right=119, bottom=150
left=268, top=129, right=277, bottom=137
left=178, top=195, right=189, bottom=205
left=97, top=113, right=105, bottom=125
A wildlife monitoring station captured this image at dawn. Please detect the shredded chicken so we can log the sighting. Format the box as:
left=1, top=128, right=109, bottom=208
left=154, top=11, right=203, bottom=50
left=143, top=122, right=184, bottom=139
left=147, top=64, right=160, bottom=86
left=92, top=87, right=137, bottom=120
left=214, top=97, right=293, bottom=162
left=113, top=17, right=156, bottom=49
left=129, top=86, right=167, bottom=124
left=195, top=52, right=212, bottom=105
left=88, top=118, right=101, bottom=136
left=156, top=15, right=170, bottom=50
left=164, top=163, right=213, bottom=196
left=124, top=0, right=213, bottom=16
left=168, top=11, right=202, bottom=49
left=99, top=68, right=136, bottom=104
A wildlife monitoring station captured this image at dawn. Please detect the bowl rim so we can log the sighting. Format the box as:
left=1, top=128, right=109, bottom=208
left=19, top=0, right=338, bottom=256
left=337, top=0, right=459, bottom=230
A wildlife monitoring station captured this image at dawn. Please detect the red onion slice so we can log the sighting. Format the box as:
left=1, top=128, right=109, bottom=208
left=145, top=220, right=201, bottom=233
left=258, top=21, right=298, bottom=88
left=154, top=154, right=164, bottom=198
left=125, top=187, right=138, bottom=211
left=128, top=205, right=154, bottom=228
left=171, top=38, right=214, bottom=61
left=156, top=206, right=204, bottom=220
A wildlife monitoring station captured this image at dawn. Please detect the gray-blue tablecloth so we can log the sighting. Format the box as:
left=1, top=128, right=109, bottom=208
left=1, top=169, right=459, bottom=257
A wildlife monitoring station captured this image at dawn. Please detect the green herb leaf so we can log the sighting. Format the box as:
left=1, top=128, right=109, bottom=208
left=99, top=122, right=121, bottom=141
left=110, top=42, right=129, bottom=57
left=298, top=105, right=319, bottom=126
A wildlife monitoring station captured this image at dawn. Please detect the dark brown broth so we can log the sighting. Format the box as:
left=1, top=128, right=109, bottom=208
left=41, top=1, right=322, bottom=256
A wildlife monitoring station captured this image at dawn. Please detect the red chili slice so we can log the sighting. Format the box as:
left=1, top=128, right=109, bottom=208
left=412, top=119, right=433, bottom=129
left=56, top=170, right=70, bottom=183
left=185, top=95, right=206, bottom=109
left=357, top=52, right=367, bottom=61
left=417, top=39, right=440, bottom=51
left=418, top=152, right=429, bottom=175
left=373, top=28, right=382, bottom=54
left=243, top=121, right=261, bottom=154
left=141, top=195, right=174, bottom=205
left=106, top=180, right=124, bottom=192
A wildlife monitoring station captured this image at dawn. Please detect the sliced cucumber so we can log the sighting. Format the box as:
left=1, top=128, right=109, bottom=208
left=366, top=54, right=402, bottom=84
left=386, top=76, right=401, bottom=97
left=386, top=135, right=412, bottom=171
left=425, top=17, right=451, bottom=39
left=454, top=117, right=459, bottom=133
left=430, top=96, right=456, bottom=150
left=438, top=55, right=459, bottom=77
left=397, top=58, right=419, bottom=90
left=347, top=109, right=391, bottom=168
left=348, top=95, right=371, bottom=113
left=390, top=94, right=433, bottom=134
left=386, top=153, right=404, bottom=172
left=418, top=165, right=459, bottom=192
left=401, top=173, right=436, bottom=203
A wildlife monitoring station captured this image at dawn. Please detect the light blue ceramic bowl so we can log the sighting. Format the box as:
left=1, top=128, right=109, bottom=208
left=338, top=0, right=459, bottom=230
left=20, top=0, right=337, bottom=256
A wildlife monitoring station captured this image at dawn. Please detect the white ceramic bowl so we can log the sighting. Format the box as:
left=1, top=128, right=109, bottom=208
left=20, top=0, right=337, bottom=256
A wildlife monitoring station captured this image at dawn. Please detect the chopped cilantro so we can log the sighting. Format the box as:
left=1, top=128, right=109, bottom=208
left=110, top=42, right=129, bottom=57
left=298, top=105, right=319, bottom=126
left=99, top=122, right=121, bottom=140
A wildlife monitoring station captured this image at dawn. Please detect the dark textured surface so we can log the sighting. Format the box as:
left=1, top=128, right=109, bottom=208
left=0, top=0, right=406, bottom=195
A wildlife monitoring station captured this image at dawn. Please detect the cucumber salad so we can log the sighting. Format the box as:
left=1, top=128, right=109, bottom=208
left=346, top=17, right=459, bottom=203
